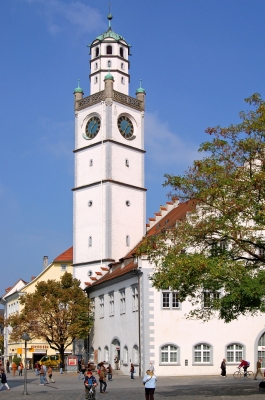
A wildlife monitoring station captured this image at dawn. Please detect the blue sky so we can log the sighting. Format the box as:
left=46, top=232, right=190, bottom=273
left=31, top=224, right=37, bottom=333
left=1, top=0, right=265, bottom=296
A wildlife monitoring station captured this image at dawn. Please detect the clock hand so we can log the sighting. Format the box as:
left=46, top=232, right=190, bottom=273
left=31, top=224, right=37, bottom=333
left=123, top=123, right=130, bottom=134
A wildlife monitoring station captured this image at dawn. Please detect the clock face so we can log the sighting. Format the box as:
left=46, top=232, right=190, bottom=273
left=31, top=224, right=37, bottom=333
left=85, top=116, right=101, bottom=139
left=117, top=116, right=134, bottom=139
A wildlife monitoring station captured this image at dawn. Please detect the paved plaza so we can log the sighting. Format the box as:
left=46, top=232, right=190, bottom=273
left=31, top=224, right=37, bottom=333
left=1, top=370, right=265, bottom=399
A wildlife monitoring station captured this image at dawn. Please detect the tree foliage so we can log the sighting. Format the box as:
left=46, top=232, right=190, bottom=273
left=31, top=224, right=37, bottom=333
left=5, top=273, right=93, bottom=362
left=138, top=94, right=265, bottom=322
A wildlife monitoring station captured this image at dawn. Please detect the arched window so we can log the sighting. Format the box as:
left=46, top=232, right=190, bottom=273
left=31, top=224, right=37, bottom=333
left=125, top=158, right=129, bottom=167
left=95, top=47, right=99, bottom=57
left=193, top=343, right=212, bottom=364
left=121, top=62, right=124, bottom=70
left=120, top=47, right=124, bottom=58
left=106, top=45, right=112, bottom=55
left=226, top=343, right=243, bottom=363
left=126, top=235, right=130, bottom=246
left=258, top=333, right=265, bottom=368
left=160, top=344, right=178, bottom=364
left=94, top=76, right=98, bottom=84
left=132, top=345, right=139, bottom=364
left=104, top=346, right=109, bottom=362
left=107, top=60, right=111, bottom=68
left=95, top=62, right=98, bottom=70
left=124, top=346, right=128, bottom=364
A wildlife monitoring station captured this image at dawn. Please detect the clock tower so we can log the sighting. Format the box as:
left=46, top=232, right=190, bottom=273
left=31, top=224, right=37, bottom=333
left=73, top=14, right=146, bottom=287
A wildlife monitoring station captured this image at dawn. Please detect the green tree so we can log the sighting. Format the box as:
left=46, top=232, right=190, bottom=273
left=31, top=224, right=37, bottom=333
left=6, top=273, right=93, bottom=363
left=139, top=94, right=265, bottom=322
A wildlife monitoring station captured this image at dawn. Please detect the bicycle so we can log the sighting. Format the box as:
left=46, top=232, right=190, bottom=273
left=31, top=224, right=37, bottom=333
left=85, top=385, right=95, bottom=400
left=233, top=367, right=254, bottom=379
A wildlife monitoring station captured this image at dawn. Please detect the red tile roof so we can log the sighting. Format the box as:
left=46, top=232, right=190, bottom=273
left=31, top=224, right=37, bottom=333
left=54, top=247, right=73, bottom=262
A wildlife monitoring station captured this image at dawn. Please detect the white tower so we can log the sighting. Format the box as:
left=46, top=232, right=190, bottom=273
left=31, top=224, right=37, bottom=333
left=73, top=14, right=146, bottom=287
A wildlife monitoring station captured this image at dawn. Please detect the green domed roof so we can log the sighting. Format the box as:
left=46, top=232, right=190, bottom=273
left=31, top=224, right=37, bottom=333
left=136, top=80, right=146, bottom=94
left=96, top=28, right=127, bottom=44
left=104, top=71, right=114, bottom=80
left=74, top=79, right=83, bottom=93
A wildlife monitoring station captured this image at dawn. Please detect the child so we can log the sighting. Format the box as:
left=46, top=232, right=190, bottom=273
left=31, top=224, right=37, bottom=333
left=47, top=366, right=55, bottom=383
left=0, top=369, right=10, bottom=390
left=84, top=370, right=97, bottom=399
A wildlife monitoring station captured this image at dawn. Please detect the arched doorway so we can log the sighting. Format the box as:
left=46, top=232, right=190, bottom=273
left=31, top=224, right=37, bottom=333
left=257, top=332, right=265, bottom=368
left=111, top=338, right=120, bottom=370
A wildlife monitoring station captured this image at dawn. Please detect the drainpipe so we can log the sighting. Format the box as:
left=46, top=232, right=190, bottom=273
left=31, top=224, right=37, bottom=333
left=132, top=268, right=142, bottom=377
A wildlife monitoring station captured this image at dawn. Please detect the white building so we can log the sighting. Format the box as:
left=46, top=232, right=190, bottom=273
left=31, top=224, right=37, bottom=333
left=73, top=15, right=265, bottom=376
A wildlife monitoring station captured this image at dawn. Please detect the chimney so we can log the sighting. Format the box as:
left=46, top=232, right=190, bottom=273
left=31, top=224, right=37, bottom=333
left=43, top=256, right=48, bottom=270
left=31, top=276, right=36, bottom=281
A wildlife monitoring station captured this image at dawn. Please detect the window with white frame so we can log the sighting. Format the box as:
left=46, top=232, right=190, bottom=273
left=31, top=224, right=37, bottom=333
left=210, top=240, right=227, bottom=257
left=226, top=343, right=243, bottom=363
left=107, top=60, right=111, bottom=67
left=89, top=298, right=95, bottom=317
left=160, top=344, right=178, bottom=364
left=109, top=292, right=114, bottom=316
left=194, top=343, right=212, bottom=364
left=132, top=285, right=138, bottom=312
left=162, top=291, right=179, bottom=309
left=124, top=346, right=128, bottom=364
left=104, top=346, right=109, bottom=362
left=120, top=289, right=126, bottom=314
left=99, top=295, right=104, bottom=318
left=203, top=291, right=220, bottom=308
left=61, top=264, right=67, bottom=272
left=133, top=345, right=139, bottom=364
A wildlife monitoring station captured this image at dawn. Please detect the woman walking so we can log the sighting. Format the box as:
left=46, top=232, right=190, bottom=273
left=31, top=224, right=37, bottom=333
left=220, top=358, right=226, bottom=377
left=143, top=369, right=157, bottom=400
left=0, top=369, right=10, bottom=390
left=99, top=366, right=107, bottom=393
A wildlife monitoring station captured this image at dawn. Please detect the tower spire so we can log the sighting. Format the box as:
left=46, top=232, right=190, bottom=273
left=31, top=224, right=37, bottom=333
left=107, top=4, right=113, bottom=30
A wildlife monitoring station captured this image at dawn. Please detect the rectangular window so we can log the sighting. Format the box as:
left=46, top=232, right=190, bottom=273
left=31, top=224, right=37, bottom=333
left=162, top=291, right=180, bottom=309
left=61, top=264, right=67, bottom=271
left=210, top=240, right=227, bottom=257
left=132, top=286, right=138, bottom=312
left=90, top=298, right=95, bottom=317
left=109, top=292, right=114, bottom=317
left=120, top=290, right=126, bottom=314
left=203, top=291, right=220, bottom=308
left=99, top=295, right=104, bottom=318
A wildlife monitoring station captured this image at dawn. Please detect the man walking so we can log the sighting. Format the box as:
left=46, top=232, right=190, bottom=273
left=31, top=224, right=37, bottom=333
left=254, top=358, right=263, bottom=380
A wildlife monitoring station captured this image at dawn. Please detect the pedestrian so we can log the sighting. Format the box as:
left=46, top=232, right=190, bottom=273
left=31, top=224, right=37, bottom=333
left=107, top=363, right=113, bottom=381
left=143, top=369, right=157, bottom=400
left=6, top=360, right=10, bottom=373
left=39, top=365, right=45, bottom=385
left=0, top=369, right=10, bottom=391
left=59, top=360, right=64, bottom=374
left=11, top=362, right=17, bottom=377
left=99, top=366, right=107, bottom=393
left=18, top=362, right=24, bottom=376
left=220, top=358, right=226, bottom=377
left=254, top=358, right=263, bottom=380
left=43, top=364, right=48, bottom=383
left=84, top=370, right=97, bottom=399
left=47, top=366, right=55, bottom=383
left=78, top=360, right=86, bottom=380
left=130, top=363, right=135, bottom=380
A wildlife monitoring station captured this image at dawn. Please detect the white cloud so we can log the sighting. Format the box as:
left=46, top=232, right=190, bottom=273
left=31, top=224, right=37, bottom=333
left=23, top=0, right=105, bottom=35
left=145, top=111, right=200, bottom=169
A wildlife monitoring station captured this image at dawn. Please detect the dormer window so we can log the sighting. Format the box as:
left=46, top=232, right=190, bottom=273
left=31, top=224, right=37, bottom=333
left=120, top=47, right=124, bottom=58
left=95, top=47, right=99, bottom=57
left=106, top=45, right=112, bottom=55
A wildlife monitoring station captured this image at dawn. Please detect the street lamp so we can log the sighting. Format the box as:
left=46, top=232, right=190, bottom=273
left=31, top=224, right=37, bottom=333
left=21, top=333, right=31, bottom=395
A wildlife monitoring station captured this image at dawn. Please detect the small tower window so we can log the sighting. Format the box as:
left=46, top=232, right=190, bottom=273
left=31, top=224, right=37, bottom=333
left=120, top=47, right=124, bottom=58
left=95, top=62, right=98, bottom=70
left=126, top=235, right=130, bottom=246
left=89, top=236, right=92, bottom=247
left=94, top=76, right=98, bottom=84
left=126, top=201, right=131, bottom=207
left=90, top=159, right=93, bottom=166
left=125, top=159, right=129, bottom=167
left=107, top=60, right=111, bottom=68
left=88, top=200, right=93, bottom=207
left=121, top=63, right=124, bottom=70
left=95, top=47, right=99, bottom=57
left=106, top=45, right=112, bottom=55
left=121, top=77, right=125, bottom=85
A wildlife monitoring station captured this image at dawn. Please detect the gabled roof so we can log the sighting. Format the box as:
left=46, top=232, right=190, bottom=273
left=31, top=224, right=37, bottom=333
left=53, top=247, right=73, bottom=263
left=85, top=200, right=196, bottom=291
left=1, top=278, right=28, bottom=299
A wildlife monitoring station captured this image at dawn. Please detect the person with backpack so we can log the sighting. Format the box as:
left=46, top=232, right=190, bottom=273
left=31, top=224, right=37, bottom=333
left=0, top=369, right=10, bottom=390
left=238, top=359, right=250, bottom=377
